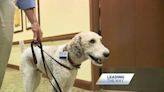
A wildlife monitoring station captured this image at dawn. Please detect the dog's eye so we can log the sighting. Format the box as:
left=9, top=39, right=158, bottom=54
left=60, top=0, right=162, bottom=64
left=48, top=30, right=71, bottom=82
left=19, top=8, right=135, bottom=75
left=89, top=39, right=96, bottom=44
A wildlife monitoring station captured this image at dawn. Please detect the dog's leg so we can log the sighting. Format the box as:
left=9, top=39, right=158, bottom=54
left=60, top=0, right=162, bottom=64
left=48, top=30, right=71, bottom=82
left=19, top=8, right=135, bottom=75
left=20, top=58, right=41, bottom=92
left=64, top=80, right=75, bottom=92
left=22, top=69, right=41, bottom=92
left=50, top=70, right=71, bottom=92
left=64, top=70, right=77, bottom=92
left=51, top=79, right=65, bottom=92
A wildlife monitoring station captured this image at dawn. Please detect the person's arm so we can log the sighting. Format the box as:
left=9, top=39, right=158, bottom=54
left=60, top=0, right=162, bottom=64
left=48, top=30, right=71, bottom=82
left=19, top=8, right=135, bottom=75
left=24, top=9, right=42, bottom=41
left=16, top=0, right=42, bottom=41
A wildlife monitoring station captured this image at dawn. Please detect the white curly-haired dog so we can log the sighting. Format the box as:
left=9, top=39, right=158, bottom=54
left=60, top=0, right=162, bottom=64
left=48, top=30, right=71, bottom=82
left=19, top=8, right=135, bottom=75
left=19, top=32, right=110, bottom=92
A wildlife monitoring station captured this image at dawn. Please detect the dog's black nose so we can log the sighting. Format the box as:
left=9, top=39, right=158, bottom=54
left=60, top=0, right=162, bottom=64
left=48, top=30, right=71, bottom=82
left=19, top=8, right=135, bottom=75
left=103, top=52, right=110, bottom=57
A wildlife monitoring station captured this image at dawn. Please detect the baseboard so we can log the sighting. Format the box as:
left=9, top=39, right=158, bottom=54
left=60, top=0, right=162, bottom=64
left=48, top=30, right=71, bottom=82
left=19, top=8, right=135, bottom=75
left=7, top=64, right=19, bottom=70
left=7, top=64, right=92, bottom=91
left=74, top=79, right=92, bottom=90
left=13, top=32, right=78, bottom=45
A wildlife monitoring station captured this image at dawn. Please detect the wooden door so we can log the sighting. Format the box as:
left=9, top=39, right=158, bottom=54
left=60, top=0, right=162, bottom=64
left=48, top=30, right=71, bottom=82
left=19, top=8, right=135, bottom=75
left=101, top=0, right=136, bottom=68
left=100, top=0, right=164, bottom=69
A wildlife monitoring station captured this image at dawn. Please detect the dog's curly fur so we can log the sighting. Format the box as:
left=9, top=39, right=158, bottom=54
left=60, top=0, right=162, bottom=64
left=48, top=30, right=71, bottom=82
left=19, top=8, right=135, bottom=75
left=19, top=32, right=110, bottom=92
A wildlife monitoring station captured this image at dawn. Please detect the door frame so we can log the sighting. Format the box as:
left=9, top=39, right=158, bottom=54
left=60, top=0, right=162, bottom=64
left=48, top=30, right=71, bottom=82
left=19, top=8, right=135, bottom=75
left=89, top=0, right=102, bottom=90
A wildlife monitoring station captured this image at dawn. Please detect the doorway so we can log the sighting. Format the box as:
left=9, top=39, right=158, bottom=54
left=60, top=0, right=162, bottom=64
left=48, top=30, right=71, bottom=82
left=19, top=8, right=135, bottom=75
left=90, top=0, right=164, bottom=91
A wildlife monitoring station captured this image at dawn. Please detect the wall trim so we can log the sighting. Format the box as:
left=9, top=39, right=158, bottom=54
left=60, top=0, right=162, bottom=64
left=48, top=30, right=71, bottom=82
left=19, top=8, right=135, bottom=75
left=74, top=79, right=92, bottom=90
left=13, top=32, right=79, bottom=45
left=7, top=64, right=92, bottom=91
left=7, top=64, right=19, bottom=70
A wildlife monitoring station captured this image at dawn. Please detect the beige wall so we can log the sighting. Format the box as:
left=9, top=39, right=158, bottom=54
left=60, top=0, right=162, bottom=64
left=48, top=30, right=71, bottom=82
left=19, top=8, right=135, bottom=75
left=10, top=0, right=91, bottom=81
left=13, top=0, right=90, bottom=41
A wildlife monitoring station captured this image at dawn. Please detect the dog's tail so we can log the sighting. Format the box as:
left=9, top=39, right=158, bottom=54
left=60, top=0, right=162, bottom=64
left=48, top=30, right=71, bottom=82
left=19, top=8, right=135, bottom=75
left=19, top=40, right=25, bottom=53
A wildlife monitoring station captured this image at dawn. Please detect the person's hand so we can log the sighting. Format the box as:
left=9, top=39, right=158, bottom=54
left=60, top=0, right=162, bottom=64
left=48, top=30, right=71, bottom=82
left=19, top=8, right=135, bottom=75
left=31, top=22, right=43, bottom=42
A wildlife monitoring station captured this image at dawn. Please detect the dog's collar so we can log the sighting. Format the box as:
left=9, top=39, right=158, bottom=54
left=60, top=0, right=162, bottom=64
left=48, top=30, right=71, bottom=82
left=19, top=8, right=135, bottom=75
left=63, top=45, right=81, bottom=69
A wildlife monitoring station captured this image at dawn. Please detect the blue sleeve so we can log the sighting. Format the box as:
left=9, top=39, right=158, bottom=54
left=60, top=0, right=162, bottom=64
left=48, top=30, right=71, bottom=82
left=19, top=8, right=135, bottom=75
left=16, top=0, right=35, bottom=10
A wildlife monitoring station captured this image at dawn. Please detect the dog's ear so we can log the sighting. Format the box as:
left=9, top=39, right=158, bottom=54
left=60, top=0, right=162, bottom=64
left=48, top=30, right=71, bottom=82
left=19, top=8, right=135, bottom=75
left=69, top=36, right=83, bottom=58
left=71, top=35, right=82, bottom=46
left=75, top=36, right=82, bottom=45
